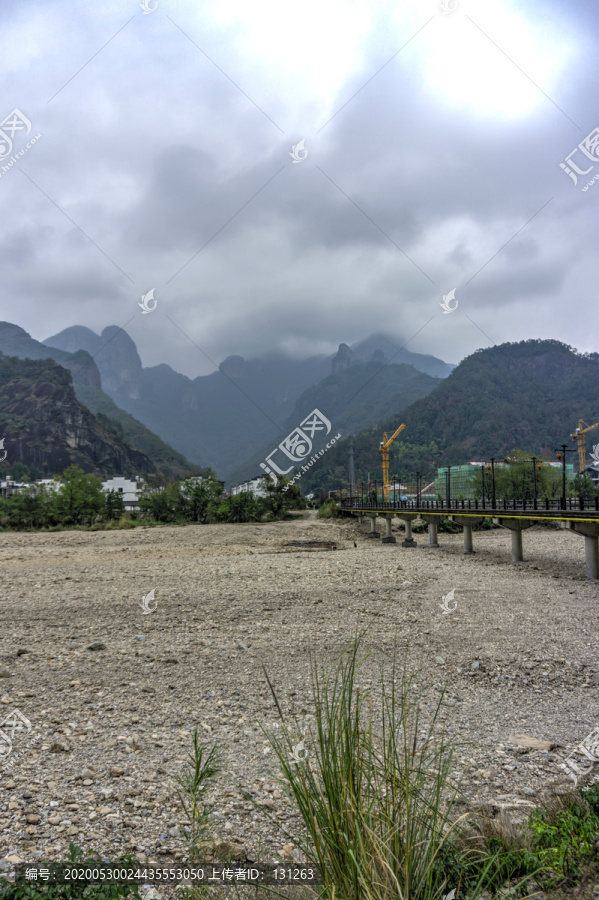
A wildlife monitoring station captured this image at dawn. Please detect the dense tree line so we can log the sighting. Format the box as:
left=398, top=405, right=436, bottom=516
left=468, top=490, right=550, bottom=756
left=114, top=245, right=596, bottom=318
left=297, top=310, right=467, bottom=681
left=0, top=466, right=304, bottom=530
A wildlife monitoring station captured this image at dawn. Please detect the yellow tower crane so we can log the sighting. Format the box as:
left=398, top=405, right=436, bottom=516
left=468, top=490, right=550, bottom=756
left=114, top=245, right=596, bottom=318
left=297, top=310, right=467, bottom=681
left=379, top=423, right=406, bottom=502
left=571, top=418, right=599, bottom=473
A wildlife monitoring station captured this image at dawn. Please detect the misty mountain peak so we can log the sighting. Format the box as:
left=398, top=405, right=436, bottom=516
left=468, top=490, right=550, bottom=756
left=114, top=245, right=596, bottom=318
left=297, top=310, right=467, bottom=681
left=0, top=322, right=30, bottom=340
left=219, top=355, right=246, bottom=378
left=332, top=343, right=358, bottom=374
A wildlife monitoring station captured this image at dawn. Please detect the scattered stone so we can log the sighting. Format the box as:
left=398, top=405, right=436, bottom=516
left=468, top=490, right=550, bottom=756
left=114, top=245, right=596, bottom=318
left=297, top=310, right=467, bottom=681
left=0, top=669, right=12, bottom=678
left=110, top=766, right=125, bottom=777
left=87, top=642, right=107, bottom=651
left=49, top=739, right=70, bottom=753
left=0, top=517, right=596, bottom=871
left=506, top=735, right=557, bottom=753
left=281, top=843, right=294, bottom=860
left=212, top=839, right=246, bottom=862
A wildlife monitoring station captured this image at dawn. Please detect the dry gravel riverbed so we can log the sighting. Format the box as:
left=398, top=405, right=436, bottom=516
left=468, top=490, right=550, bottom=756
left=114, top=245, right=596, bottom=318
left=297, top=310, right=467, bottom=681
left=0, top=511, right=598, bottom=890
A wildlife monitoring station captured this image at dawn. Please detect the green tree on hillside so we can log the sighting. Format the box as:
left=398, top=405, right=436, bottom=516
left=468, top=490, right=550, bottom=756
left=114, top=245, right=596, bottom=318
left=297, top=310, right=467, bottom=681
left=53, top=466, right=105, bottom=525
left=0, top=484, right=52, bottom=529
left=176, top=471, right=223, bottom=522
left=259, top=475, right=305, bottom=518
left=138, top=481, right=180, bottom=522
left=472, top=451, right=565, bottom=501
left=572, top=473, right=599, bottom=499
left=104, top=489, right=125, bottom=520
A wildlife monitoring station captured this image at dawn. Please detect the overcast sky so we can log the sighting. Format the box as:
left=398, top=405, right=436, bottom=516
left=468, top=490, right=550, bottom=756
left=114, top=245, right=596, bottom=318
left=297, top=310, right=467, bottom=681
left=0, top=0, right=597, bottom=378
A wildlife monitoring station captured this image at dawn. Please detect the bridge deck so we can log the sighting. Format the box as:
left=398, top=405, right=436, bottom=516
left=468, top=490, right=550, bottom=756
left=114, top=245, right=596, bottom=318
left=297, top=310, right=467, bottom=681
left=339, top=499, right=599, bottom=523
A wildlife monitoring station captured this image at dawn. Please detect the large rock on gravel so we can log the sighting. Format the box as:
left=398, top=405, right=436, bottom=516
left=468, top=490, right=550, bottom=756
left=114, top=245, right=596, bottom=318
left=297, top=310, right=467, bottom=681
left=506, top=734, right=557, bottom=752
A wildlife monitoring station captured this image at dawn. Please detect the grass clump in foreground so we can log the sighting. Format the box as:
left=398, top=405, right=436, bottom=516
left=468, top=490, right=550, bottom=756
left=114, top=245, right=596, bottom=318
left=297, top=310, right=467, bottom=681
left=173, top=638, right=599, bottom=898
left=262, top=637, right=545, bottom=900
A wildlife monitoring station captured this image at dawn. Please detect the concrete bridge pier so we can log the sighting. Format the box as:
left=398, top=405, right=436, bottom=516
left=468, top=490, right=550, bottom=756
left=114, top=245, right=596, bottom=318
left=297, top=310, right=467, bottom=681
left=563, top=521, right=599, bottom=580
left=421, top=515, right=439, bottom=547
left=493, top=517, right=535, bottom=563
left=381, top=515, right=396, bottom=543
left=449, top=516, right=484, bottom=554
left=367, top=515, right=381, bottom=538
left=397, top=514, right=418, bottom=547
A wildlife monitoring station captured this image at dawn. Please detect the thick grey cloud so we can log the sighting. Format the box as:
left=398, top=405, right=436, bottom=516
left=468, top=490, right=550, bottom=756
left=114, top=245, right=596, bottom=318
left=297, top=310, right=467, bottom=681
left=0, top=0, right=597, bottom=383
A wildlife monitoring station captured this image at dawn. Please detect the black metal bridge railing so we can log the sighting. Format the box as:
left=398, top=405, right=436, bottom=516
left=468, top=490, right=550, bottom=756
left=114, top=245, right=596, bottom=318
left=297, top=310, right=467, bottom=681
left=339, top=496, right=599, bottom=514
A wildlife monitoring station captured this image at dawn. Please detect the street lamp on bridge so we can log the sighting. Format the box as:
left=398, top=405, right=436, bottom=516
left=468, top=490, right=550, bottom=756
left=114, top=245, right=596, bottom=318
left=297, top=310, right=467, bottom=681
left=489, top=457, right=496, bottom=509
left=531, top=456, right=539, bottom=506
left=554, top=445, right=576, bottom=508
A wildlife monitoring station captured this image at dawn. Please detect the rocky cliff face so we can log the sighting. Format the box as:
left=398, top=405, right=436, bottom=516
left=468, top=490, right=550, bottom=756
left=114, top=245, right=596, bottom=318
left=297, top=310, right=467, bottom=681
left=0, top=353, right=154, bottom=476
left=89, top=326, right=144, bottom=399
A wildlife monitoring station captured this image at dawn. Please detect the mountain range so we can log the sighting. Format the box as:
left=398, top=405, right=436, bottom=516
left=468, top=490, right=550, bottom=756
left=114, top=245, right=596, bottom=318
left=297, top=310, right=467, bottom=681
left=40, top=325, right=453, bottom=480
left=0, top=320, right=595, bottom=490
left=289, top=339, right=599, bottom=496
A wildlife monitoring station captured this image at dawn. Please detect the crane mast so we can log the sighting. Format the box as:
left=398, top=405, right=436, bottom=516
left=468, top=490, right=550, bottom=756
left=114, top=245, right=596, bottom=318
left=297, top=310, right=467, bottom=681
left=379, top=423, right=406, bottom=502
left=571, top=418, right=599, bottom=473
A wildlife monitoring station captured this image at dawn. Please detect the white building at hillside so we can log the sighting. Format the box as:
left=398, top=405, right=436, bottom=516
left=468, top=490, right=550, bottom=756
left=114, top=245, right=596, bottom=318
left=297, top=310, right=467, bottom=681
left=229, top=476, right=269, bottom=498
left=101, top=476, right=143, bottom=510
left=38, top=478, right=60, bottom=492
left=0, top=481, right=29, bottom=498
